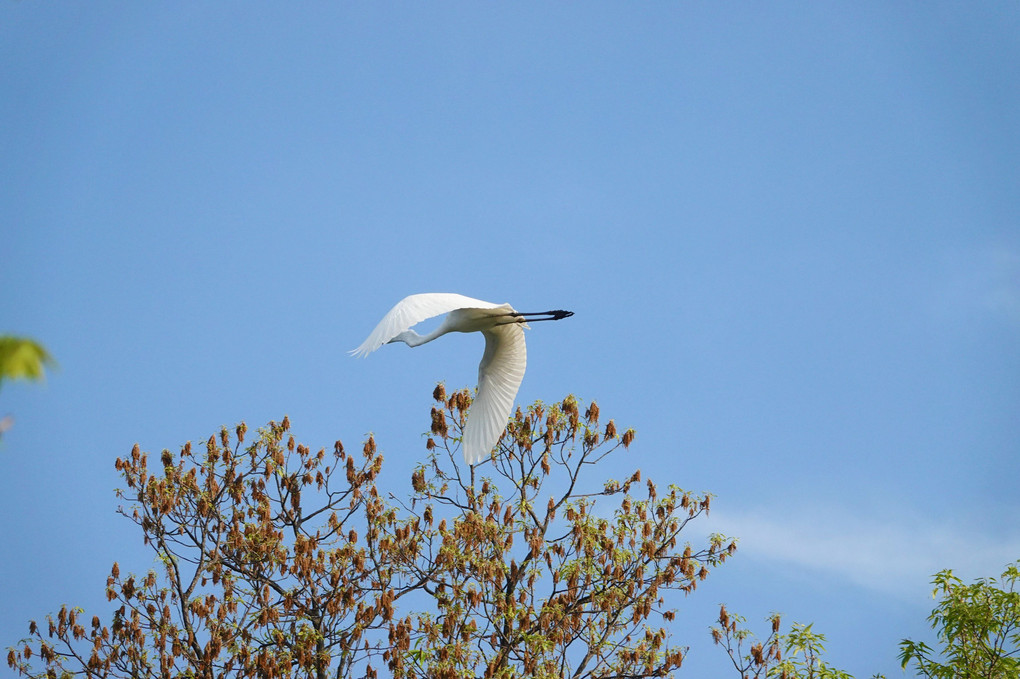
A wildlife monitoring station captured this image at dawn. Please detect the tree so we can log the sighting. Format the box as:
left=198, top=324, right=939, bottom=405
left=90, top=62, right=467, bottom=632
left=710, top=607, right=865, bottom=679
left=8, top=386, right=736, bottom=678
left=899, top=562, right=1020, bottom=679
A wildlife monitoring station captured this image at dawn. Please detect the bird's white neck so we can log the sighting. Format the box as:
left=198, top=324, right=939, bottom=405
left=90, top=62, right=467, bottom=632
left=387, top=311, right=498, bottom=349
left=389, top=324, right=451, bottom=348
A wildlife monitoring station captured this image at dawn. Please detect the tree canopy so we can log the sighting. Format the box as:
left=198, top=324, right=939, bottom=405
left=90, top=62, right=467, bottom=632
left=900, top=562, right=1020, bottom=679
left=8, top=386, right=734, bottom=679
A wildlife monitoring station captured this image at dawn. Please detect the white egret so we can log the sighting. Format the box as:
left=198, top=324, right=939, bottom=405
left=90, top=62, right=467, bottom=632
left=351, top=293, right=573, bottom=465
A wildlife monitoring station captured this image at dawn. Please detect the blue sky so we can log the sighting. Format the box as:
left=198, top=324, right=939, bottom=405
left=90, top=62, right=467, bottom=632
left=2, top=3, right=1018, bottom=676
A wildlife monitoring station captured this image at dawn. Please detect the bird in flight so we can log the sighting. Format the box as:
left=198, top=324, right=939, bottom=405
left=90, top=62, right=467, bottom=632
left=351, top=293, right=573, bottom=465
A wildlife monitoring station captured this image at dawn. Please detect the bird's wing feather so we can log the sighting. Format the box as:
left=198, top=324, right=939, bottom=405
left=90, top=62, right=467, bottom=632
left=350, top=293, right=503, bottom=357
left=462, top=323, right=527, bottom=465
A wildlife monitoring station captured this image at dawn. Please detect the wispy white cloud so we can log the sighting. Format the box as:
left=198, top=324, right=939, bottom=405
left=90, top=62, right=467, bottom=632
left=705, top=507, right=1020, bottom=599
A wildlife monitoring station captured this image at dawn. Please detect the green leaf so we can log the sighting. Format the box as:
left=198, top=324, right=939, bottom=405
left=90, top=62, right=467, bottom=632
left=0, top=336, right=55, bottom=389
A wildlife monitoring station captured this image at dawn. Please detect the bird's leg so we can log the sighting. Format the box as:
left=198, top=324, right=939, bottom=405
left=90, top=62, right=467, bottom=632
left=495, top=309, right=574, bottom=326
left=514, top=309, right=574, bottom=321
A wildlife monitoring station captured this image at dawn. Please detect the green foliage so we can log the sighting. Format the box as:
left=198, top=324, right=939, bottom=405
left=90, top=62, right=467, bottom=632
left=0, top=336, right=54, bottom=389
left=899, top=562, right=1020, bottom=679
left=772, top=623, right=855, bottom=679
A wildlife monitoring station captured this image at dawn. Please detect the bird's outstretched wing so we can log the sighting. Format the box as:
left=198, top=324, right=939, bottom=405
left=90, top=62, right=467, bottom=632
left=462, top=323, right=527, bottom=465
left=350, top=293, right=503, bottom=358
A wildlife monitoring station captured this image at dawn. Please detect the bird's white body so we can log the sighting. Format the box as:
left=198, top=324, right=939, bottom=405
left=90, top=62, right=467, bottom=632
left=352, top=293, right=570, bottom=466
